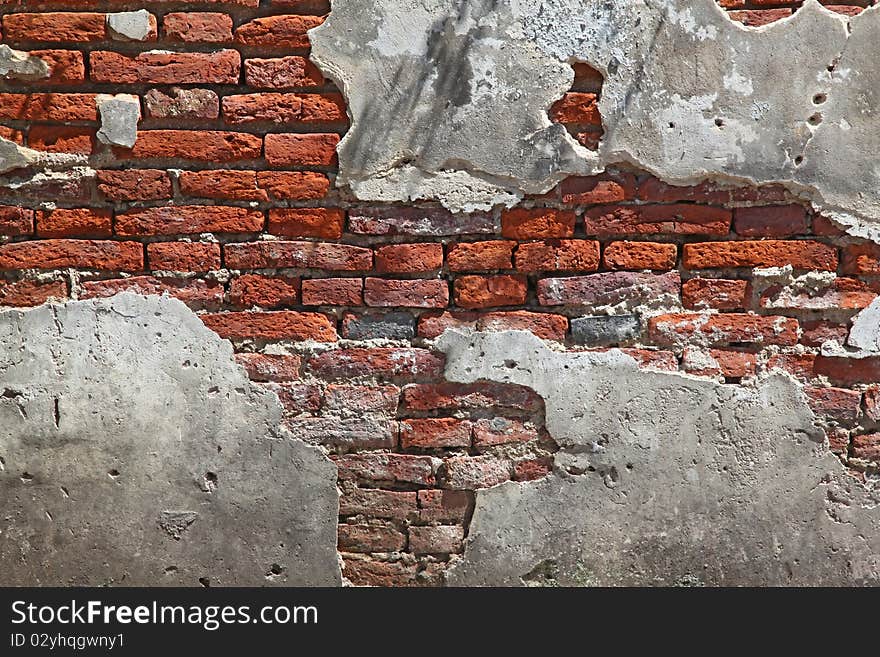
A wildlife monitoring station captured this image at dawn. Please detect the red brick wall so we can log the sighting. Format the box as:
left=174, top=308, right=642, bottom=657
left=2, top=0, right=879, bottom=586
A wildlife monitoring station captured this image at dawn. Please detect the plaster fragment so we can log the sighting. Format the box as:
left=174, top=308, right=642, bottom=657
left=0, top=44, right=49, bottom=81
left=106, top=10, right=154, bottom=42
left=96, top=94, right=141, bottom=148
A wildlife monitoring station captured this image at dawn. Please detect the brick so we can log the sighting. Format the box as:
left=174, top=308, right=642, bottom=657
left=583, top=204, right=731, bottom=236
left=229, top=274, right=299, bottom=308
left=96, top=169, right=172, bottom=201
left=179, top=170, right=266, bottom=201
left=364, top=278, right=449, bottom=308
left=515, top=240, right=600, bottom=272
left=682, top=278, right=749, bottom=310
left=201, top=311, right=336, bottom=341
left=570, top=314, right=641, bottom=346
left=501, top=208, right=575, bottom=239
left=620, top=349, right=679, bottom=371
left=682, top=347, right=757, bottom=378
left=163, top=12, right=232, bottom=43
left=734, top=205, right=808, bottom=237
left=417, top=490, right=472, bottom=523
left=813, top=355, right=880, bottom=386
left=683, top=240, right=838, bottom=271
left=812, top=214, right=846, bottom=237
left=117, top=206, right=263, bottom=236
left=417, top=310, right=568, bottom=341
left=179, top=170, right=328, bottom=202
left=333, top=453, right=438, bottom=486
left=0, top=278, right=67, bottom=307
left=28, top=126, right=95, bottom=154
left=801, top=320, right=848, bottom=347
left=0, top=207, right=33, bottom=236
left=81, top=276, right=222, bottom=310
left=301, top=278, right=362, bottom=306
left=865, top=385, right=880, bottom=422
left=234, top=353, right=302, bottom=382
left=454, top=275, right=527, bottom=309
left=286, top=417, right=396, bottom=450
left=852, top=433, right=880, bottom=462
left=638, top=177, right=732, bottom=204
left=349, top=208, right=496, bottom=236
left=36, top=208, right=111, bottom=238
left=264, top=133, right=339, bottom=166
left=90, top=50, right=240, bottom=84
left=147, top=241, right=222, bottom=272
left=400, top=418, right=472, bottom=449
left=537, top=271, right=680, bottom=307
left=513, top=458, right=553, bottom=481
left=308, top=348, right=444, bottom=380
left=245, top=56, right=323, bottom=88
left=323, top=385, right=400, bottom=414
left=234, top=15, right=323, bottom=48
left=804, top=385, right=861, bottom=422
left=550, top=92, right=600, bottom=124
left=338, top=522, right=406, bottom=553
left=842, top=243, right=880, bottom=275
left=473, top=418, right=538, bottom=449
left=341, top=312, right=415, bottom=341
left=126, top=130, right=261, bottom=162
left=256, top=171, right=328, bottom=200
left=225, top=241, right=371, bottom=271
left=222, top=92, right=345, bottom=125
left=760, top=277, right=878, bottom=311
left=341, top=555, right=418, bottom=587
left=375, top=243, right=443, bottom=274
left=402, top=382, right=542, bottom=413
left=409, top=525, right=464, bottom=556
left=648, top=313, right=798, bottom=347
left=728, top=9, right=792, bottom=26
left=0, top=93, right=98, bottom=121
left=826, top=427, right=850, bottom=456
left=143, top=88, right=219, bottom=119
left=765, top=353, right=816, bottom=380
left=267, top=208, right=344, bottom=239
left=339, top=487, right=417, bottom=521
left=267, top=382, right=321, bottom=414
left=3, top=12, right=106, bottom=42
left=603, top=241, right=677, bottom=270
left=0, top=240, right=142, bottom=271
left=560, top=173, right=636, bottom=204
left=442, top=456, right=510, bottom=490
left=27, top=50, right=85, bottom=84
left=447, top=240, right=515, bottom=271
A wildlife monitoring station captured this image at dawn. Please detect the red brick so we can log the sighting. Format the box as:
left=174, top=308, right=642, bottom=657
left=400, top=418, right=472, bottom=449
left=417, top=490, right=472, bottom=523
left=804, top=385, right=862, bottom=422
left=682, top=278, right=749, bottom=310
left=447, top=240, right=515, bottom=271
left=603, top=240, right=677, bottom=270
left=163, top=12, right=232, bottom=43
left=333, top=453, right=438, bottom=486
left=0, top=93, right=97, bottom=121
left=244, top=56, right=323, bottom=89
left=234, top=353, right=302, bottom=382
left=338, top=522, right=406, bottom=553
left=621, top=348, right=679, bottom=371
left=842, top=243, right=880, bottom=275
left=125, top=130, right=261, bottom=162
left=501, top=208, right=575, bottom=239
left=513, top=458, right=553, bottom=482
left=364, top=278, right=449, bottom=308
left=36, top=208, right=111, bottom=238
left=349, top=208, right=495, bottom=237
left=550, top=92, right=600, bottom=124
left=409, top=525, right=464, bottom=556
left=301, top=278, right=362, bottom=306
left=728, top=8, right=792, bottom=26
left=584, top=204, right=731, bottom=236
left=256, top=171, right=328, bottom=200
left=801, top=320, right=848, bottom=348
left=638, top=177, right=732, bottom=204
left=339, top=487, right=417, bottom=521
left=80, top=276, right=222, bottom=310
left=852, top=433, right=880, bottom=462
left=648, top=313, right=798, bottom=347
left=515, top=240, right=600, bottom=272
left=442, top=456, right=510, bottom=490
left=683, top=240, right=838, bottom=271
left=96, top=169, right=172, bottom=201
left=812, top=214, right=846, bottom=237
left=765, top=353, right=816, bottom=380
left=117, top=206, right=263, bottom=237
left=473, top=418, right=538, bottom=449
left=813, top=355, right=880, bottom=386
left=0, top=278, right=67, bottom=307
left=323, top=385, right=400, bottom=414
left=402, top=382, right=542, bottom=413
left=179, top=170, right=267, bottom=201
left=826, top=427, right=850, bottom=456
left=266, top=382, right=321, bottom=415
left=225, top=241, right=372, bottom=271
left=143, top=87, right=219, bottom=119
left=682, top=347, right=757, bottom=378
left=375, top=243, right=443, bottom=273
left=759, top=277, right=878, bottom=311
left=454, top=274, right=527, bottom=309
left=864, top=385, right=880, bottom=422
left=0, top=207, right=33, bottom=236
left=90, top=50, right=240, bottom=84
left=264, top=133, right=339, bottom=166
left=234, top=14, right=322, bottom=48
left=560, top=173, right=636, bottom=204
left=27, top=50, right=85, bottom=84
left=222, top=92, right=345, bottom=125
left=267, top=208, right=344, bottom=239
left=229, top=274, right=299, bottom=308
left=3, top=12, right=106, bottom=42
left=201, top=311, right=336, bottom=341
left=733, top=205, right=808, bottom=237
left=308, top=348, right=444, bottom=380
left=417, top=310, right=568, bottom=342
left=341, top=556, right=418, bottom=587
left=28, top=126, right=95, bottom=154
left=537, top=271, right=680, bottom=307
left=0, top=239, right=142, bottom=271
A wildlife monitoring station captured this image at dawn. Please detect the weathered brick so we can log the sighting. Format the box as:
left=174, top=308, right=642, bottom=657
left=225, top=241, right=372, bottom=271
left=264, top=133, right=339, bottom=166
left=550, top=92, right=600, bottom=124
left=163, top=12, right=232, bottom=43
left=341, top=555, right=418, bottom=587
left=760, top=277, right=878, bottom=311
left=765, top=353, right=816, bottom=380
left=0, top=239, right=142, bottom=271
left=364, top=278, right=449, bottom=308
left=333, top=453, right=438, bottom=486
left=513, top=458, right=553, bottom=482
left=146, top=242, right=220, bottom=272
left=201, top=311, right=336, bottom=341
left=402, top=382, right=542, bottom=413
left=287, top=417, right=397, bottom=450
left=583, top=204, right=731, bottom=236
left=229, top=274, right=299, bottom=308
left=442, top=456, right=510, bottom=490
left=648, top=313, right=798, bottom=347
left=400, top=418, right=472, bottom=449
left=473, top=418, right=538, bottom=449
left=804, top=385, right=862, bottom=422
left=3, top=12, right=106, bottom=42
left=418, top=310, right=568, bottom=341
left=537, top=271, right=680, bottom=307
left=222, top=92, right=345, bottom=125
left=417, top=489, right=472, bottom=523
left=116, top=206, right=263, bottom=236
left=338, top=522, right=406, bottom=553
left=28, top=125, right=95, bottom=154
left=267, top=382, right=321, bottom=414
left=515, top=240, right=600, bottom=272
left=409, top=525, right=464, bottom=555
left=375, top=243, right=443, bottom=274
left=603, top=241, right=677, bottom=270
left=81, top=276, right=222, bottom=310
left=340, top=487, right=417, bottom=521
left=308, top=348, right=444, bottom=380
left=501, top=208, right=576, bottom=239
left=245, top=56, right=324, bottom=88
left=323, top=384, right=400, bottom=414
left=91, top=50, right=240, bottom=84
left=682, top=347, right=757, bottom=378
left=570, top=314, right=641, bottom=346
left=96, top=169, right=172, bottom=201
left=813, top=355, right=880, bottom=386
left=682, top=278, right=749, bottom=310
left=234, top=353, right=302, bottom=382
left=0, top=93, right=98, bottom=121
left=842, top=243, right=880, bottom=275
left=125, top=130, right=261, bottom=162
left=143, top=87, right=219, bottom=119
left=267, top=208, right=344, bottom=239
left=733, top=205, right=808, bottom=237
left=447, top=240, right=515, bottom=271
left=341, top=311, right=415, bottom=341
left=560, top=172, right=636, bottom=204
left=301, top=278, right=363, bottom=306
left=0, top=207, right=34, bottom=236
left=234, top=15, right=323, bottom=48
left=350, top=208, right=496, bottom=236
left=0, top=278, right=67, bottom=307
left=454, top=274, right=528, bottom=309
left=852, top=433, right=880, bottom=462
left=683, top=240, right=838, bottom=271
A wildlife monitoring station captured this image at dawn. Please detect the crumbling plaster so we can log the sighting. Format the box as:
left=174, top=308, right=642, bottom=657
left=311, top=0, right=880, bottom=240
left=0, top=294, right=341, bottom=586
left=438, top=330, right=880, bottom=586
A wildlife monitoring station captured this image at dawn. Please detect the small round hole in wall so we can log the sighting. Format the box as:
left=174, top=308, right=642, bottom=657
left=808, top=113, right=822, bottom=126
left=813, top=93, right=827, bottom=105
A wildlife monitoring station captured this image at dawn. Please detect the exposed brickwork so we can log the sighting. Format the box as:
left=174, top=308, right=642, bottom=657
left=1, top=1, right=878, bottom=586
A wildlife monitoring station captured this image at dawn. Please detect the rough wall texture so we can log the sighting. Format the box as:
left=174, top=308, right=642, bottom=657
left=1, top=0, right=880, bottom=586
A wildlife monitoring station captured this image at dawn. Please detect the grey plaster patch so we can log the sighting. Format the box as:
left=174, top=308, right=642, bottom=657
left=96, top=94, right=141, bottom=148
left=570, top=314, right=641, bottom=346
left=311, top=0, right=880, bottom=239
left=0, top=44, right=49, bottom=80
left=106, top=10, right=154, bottom=42
left=0, top=293, right=341, bottom=586
left=847, top=296, right=880, bottom=353
left=0, top=137, right=86, bottom=176
left=438, top=330, right=880, bottom=586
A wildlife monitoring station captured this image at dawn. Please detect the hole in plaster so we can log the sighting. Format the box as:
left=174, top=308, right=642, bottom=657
left=795, top=155, right=805, bottom=166
left=20, top=472, right=33, bottom=483
left=714, top=118, right=724, bottom=128
left=808, top=113, right=823, bottom=126
left=108, top=469, right=120, bottom=479
left=203, top=471, right=218, bottom=493
left=0, top=456, right=5, bottom=471
left=813, top=93, right=827, bottom=105
left=198, top=576, right=211, bottom=587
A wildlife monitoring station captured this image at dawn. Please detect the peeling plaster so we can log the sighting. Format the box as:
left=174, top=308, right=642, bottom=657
left=0, top=44, right=49, bottom=81
left=0, top=294, right=341, bottom=586
left=96, top=94, right=141, bottom=148
left=438, top=330, right=880, bottom=586
left=106, top=10, right=154, bottom=42
left=311, top=0, right=880, bottom=240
